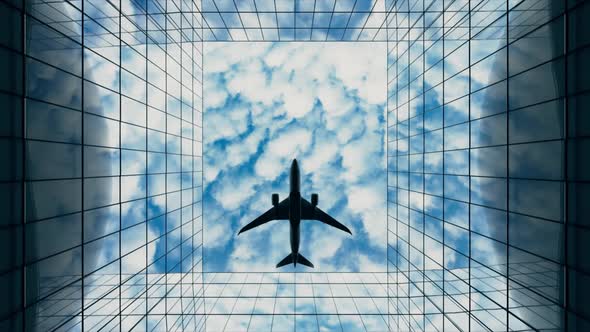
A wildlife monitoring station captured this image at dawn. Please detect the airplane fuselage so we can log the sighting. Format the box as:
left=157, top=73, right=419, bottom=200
left=289, top=160, right=301, bottom=260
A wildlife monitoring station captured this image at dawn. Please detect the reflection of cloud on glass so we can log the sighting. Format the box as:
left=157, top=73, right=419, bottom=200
left=470, top=2, right=564, bottom=329
left=21, top=0, right=194, bottom=329
left=389, top=1, right=569, bottom=330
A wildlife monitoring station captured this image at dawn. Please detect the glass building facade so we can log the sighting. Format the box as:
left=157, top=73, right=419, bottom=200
left=387, top=0, right=590, bottom=331
left=1, top=0, right=204, bottom=330
left=0, top=0, right=589, bottom=331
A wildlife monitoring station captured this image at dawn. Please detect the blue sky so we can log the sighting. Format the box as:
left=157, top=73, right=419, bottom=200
left=203, top=42, right=387, bottom=272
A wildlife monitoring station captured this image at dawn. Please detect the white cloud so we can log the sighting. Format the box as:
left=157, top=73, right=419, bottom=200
left=226, top=59, right=276, bottom=106
left=206, top=220, right=235, bottom=250
left=212, top=174, right=258, bottom=210
left=341, top=131, right=384, bottom=182
left=254, top=126, right=313, bottom=180
left=205, top=43, right=271, bottom=72
left=205, top=105, right=250, bottom=142
left=358, top=253, right=386, bottom=272
left=308, top=226, right=347, bottom=268
left=305, top=140, right=339, bottom=173
left=281, top=82, right=316, bottom=118
left=204, top=81, right=228, bottom=108
left=265, top=44, right=294, bottom=68
left=324, top=43, right=387, bottom=105
left=229, top=220, right=291, bottom=271
left=318, top=80, right=355, bottom=117
left=225, top=127, right=266, bottom=167
left=347, top=183, right=387, bottom=246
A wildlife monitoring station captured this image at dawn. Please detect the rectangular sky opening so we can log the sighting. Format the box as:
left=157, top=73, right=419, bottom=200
left=203, top=42, right=387, bottom=272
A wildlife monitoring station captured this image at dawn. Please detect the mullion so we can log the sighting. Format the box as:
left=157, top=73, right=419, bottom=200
left=324, top=0, right=338, bottom=41
left=354, top=0, right=380, bottom=41
left=340, top=0, right=359, bottom=38
left=232, top=0, right=249, bottom=41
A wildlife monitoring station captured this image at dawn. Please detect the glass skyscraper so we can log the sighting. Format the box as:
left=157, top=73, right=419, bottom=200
left=1, top=0, right=589, bottom=331
left=387, top=1, right=589, bottom=331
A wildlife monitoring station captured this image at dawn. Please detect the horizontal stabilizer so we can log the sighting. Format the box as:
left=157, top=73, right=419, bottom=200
left=296, top=254, right=314, bottom=268
left=276, top=253, right=314, bottom=268
left=276, top=253, right=294, bottom=268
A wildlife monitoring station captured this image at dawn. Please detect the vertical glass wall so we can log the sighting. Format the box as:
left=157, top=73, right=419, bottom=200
left=0, top=0, right=204, bottom=331
left=387, top=0, right=590, bottom=330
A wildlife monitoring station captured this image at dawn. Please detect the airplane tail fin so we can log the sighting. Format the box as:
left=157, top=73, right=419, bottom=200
left=276, top=253, right=314, bottom=268
left=297, top=254, right=314, bottom=268
left=276, top=254, right=294, bottom=268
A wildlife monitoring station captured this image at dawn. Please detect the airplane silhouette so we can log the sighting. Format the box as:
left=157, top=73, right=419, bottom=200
left=238, top=159, right=352, bottom=268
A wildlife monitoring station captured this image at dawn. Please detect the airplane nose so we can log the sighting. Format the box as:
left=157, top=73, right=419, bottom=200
left=292, top=159, right=298, bottom=166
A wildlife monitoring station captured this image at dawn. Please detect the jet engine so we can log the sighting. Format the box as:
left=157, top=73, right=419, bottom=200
left=311, top=193, right=318, bottom=207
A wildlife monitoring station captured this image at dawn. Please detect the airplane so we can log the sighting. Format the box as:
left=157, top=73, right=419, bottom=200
left=237, top=159, right=352, bottom=268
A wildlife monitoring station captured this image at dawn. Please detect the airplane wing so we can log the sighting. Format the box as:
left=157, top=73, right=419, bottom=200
left=301, top=198, right=352, bottom=234
left=238, top=198, right=290, bottom=234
